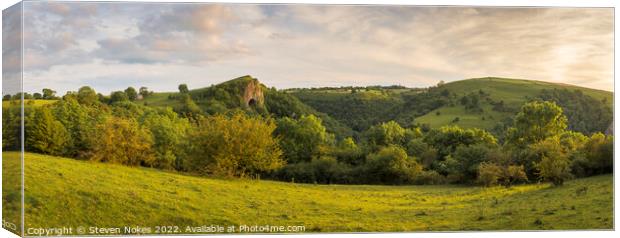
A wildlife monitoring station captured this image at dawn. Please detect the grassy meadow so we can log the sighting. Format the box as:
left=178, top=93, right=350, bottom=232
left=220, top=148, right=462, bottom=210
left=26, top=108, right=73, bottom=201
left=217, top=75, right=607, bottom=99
left=415, top=78, right=613, bottom=130
left=2, top=152, right=612, bottom=233
left=2, top=99, right=57, bottom=108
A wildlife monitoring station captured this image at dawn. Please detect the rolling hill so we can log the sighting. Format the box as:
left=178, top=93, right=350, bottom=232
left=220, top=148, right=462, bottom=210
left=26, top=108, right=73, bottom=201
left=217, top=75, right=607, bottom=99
left=414, top=78, right=612, bottom=132
left=290, top=77, right=613, bottom=135
left=141, top=75, right=355, bottom=138
left=2, top=152, right=613, bottom=233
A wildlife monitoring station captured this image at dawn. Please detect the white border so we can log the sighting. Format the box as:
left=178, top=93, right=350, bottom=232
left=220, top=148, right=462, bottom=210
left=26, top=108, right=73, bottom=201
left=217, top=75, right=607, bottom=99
left=1, top=1, right=618, bottom=238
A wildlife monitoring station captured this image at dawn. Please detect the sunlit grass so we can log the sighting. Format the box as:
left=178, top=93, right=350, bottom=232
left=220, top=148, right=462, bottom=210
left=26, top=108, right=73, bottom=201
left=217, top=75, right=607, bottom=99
left=2, top=152, right=612, bottom=233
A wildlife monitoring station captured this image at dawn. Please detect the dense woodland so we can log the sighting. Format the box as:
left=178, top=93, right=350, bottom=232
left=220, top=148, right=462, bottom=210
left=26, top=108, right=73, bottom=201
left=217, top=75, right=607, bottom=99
left=2, top=77, right=613, bottom=187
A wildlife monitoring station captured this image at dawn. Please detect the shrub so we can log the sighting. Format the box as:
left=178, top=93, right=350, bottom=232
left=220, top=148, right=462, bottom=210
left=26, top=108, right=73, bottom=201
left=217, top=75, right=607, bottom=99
left=583, top=133, right=613, bottom=174
left=424, top=125, right=496, bottom=159
left=363, top=145, right=422, bottom=184
left=503, top=165, right=528, bottom=186
left=413, top=170, right=446, bottom=185
left=331, top=137, right=365, bottom=165
left=477, top=162, right=503, bottom=186
left=537, top=155, right=572, bottom=186
left=453, top=144, right=492, bottom=182
left=273, top=157, right=352, bottom=184
left=477, top=163, right=527, bottom=187
left=90, top=117, right=155, bottom=166
left=530, top=136, right=572, bottom=185
left=184, top=113, right=284, bottom=177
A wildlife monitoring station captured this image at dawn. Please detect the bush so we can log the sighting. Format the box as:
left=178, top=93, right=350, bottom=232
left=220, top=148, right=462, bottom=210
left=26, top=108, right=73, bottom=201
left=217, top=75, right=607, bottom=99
left=363, top=145, right=422, bottom=184
left=583, top=133, right=613, bottom=174
left=477, top=163, right=527, bottom=187
left=424, top=125, right=496, bottom=159
left=477, top=162, right=503, bottom=186
left=331, top=137, right=365, bottom=165
left=184, top=113, right=284, bottom=178
left=532, top=137, right=572, bottom=185
left=413, top=170, right=445, bottom=185
left=453, top=144, right=492, bottom=182
left=90, top=117, right=155, bottom=166
left=503, top=165, right=528, bottom=186
left=537, top=155, right=572, bottom=186
left=273, top=157, right=353, bottom=184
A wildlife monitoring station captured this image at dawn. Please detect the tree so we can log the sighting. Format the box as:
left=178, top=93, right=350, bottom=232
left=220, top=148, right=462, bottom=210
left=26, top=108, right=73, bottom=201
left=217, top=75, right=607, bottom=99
left=364, top=145, right=422, bottom=184
left=2, top=107, right=21, bottom=150
left=503, top=165, right=528, bottom=186
left=531, top=136, right=572, bottom=186
left=331, top=137, right=364, bottom=165
left=275, top=115, right=333, bottom=163
left=42, top=88, right=56, bottom=99
left=90, top=117, right=155, bottom=166
left=140, top=108, right=190, bottom=170
left=580, top=133, right=613, bottom=175
left=452, top=144, right=492, bottom=182
left=139, top=87, right=151, bottom=99
left=365, top=121, right=406, bottom=149
left=184, top=113, right=284, bottom=177
left=477, top=162, right=527, bottom=187
left=405, top=138, right=437, bottom=168
left=506, top=101, right=567, bottom=147
left=33, top=93, right=42, bottom=99
left=52, top=96, right=104, bottom=157
left=77, top=86, right=98, bottom=106
left=477, top=162, right=503, bottom=186
left=178, top=84, right=189, bottom=94
left=25, top=107, right=70, bottom=155
left=125, top=87, right=138, bottom=101
left=424, top=125, right=496, bottom=158
left=175, top=94, right=202, bottom=118
left=109, top=91, right=129, bottom=103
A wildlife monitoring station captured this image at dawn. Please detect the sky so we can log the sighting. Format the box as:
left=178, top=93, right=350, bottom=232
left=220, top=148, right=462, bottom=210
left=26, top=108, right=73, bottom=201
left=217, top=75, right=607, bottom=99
left=2, top=2, right=614, bottom=95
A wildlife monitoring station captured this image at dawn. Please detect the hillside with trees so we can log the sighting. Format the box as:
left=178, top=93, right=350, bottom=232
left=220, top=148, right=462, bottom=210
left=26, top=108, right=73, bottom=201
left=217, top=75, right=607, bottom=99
left=2, top=76, right=613, bottom=187
left=290, top=77, right=612, bottom=138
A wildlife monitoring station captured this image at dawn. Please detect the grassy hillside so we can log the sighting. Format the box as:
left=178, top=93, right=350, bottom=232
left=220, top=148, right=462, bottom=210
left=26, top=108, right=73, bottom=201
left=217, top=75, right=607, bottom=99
left=2, top=152, right=612, bottom=233
left=291, top=89, right=407, bottom=131
left=414, top=78, right=612, bottom=131
left=2, top=99, right=57, bottom=108
left=140, top=92, right=177, bottom=108
left=141, top=76, right=355, bottom=138
left=291, top=77, right=612, bottom=133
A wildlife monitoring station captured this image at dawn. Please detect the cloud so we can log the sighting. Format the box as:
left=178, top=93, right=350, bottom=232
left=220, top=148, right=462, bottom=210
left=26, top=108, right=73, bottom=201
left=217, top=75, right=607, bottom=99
left=92, top=4, right=255, bottom=65
left=2, top=2, right=23, bottom=96
left=13, top=3, right=614, bottom=95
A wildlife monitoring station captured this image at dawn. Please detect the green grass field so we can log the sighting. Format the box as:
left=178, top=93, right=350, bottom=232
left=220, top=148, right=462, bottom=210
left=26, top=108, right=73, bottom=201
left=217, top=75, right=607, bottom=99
left=415, top=77, right=613, bottom=130
left=1, top=152, right=612, bottom=234
left=2, top=99, right=57, bottom=108
left=140, top=92, right=179, bottom=108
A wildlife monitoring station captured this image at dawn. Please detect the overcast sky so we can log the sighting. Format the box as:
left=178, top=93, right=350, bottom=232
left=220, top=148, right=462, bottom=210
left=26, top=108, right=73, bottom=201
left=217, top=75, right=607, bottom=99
left=2, top=2, right=614, bottom=95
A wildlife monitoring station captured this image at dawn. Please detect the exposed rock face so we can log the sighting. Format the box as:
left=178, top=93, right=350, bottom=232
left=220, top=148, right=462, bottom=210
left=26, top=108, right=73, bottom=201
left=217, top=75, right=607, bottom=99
left=243, top=78, right=264, bottom=107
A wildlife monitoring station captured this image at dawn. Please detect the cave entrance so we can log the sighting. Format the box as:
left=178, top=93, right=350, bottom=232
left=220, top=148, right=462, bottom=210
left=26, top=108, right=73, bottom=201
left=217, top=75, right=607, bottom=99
left=248, top=98, right=257, bottom=107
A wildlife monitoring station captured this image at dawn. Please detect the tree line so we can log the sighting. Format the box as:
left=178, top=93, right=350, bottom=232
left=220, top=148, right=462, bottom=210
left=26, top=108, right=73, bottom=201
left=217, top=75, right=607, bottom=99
left=2, top=86, right=613, bottom=187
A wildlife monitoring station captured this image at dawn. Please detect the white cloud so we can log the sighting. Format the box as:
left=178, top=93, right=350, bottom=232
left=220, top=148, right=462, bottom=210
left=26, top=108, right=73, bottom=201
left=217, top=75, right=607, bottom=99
left=15, top=3, right=613, bottom=95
